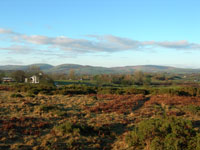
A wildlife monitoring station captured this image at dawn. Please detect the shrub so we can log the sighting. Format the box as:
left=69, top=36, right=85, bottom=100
left=125, top=88, right=149, bottom=95
left=126, top=117, right=200, bottom=150
left=39, top=90, right=53, bottom=95
left=184, top=105, right=200, bottom=115
left=10, top=93, right=23, bottom=98
left=28, top=88, right=40, bottom=95
left=98, top=87, right=118, bottom=94
left=55, top=121, right=78, bottom=135
left=150, top=87, right=200, bottom=97
left=26, top=93, right=35, bottom=98
left=39, top=105, right=58, bottom=113
left=54, top=121, right=95, bottom=136
left=58, top=85, right=97, bottom=95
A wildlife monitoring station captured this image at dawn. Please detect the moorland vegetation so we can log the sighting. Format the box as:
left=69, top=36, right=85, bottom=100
left=1, top=69, right=200, bottom=149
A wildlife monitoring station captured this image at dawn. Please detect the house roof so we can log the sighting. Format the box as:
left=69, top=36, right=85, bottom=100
left=31, top=75, right=37, bottom=77
left=2, top=77, right=13, bottom=80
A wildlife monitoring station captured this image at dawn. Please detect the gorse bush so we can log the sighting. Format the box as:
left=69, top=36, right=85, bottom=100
left=10, top=93, right=23, bottom=98
left=57, top=84, right=97, bottom=95
left=150, top=87, right=200, bottom=96
left=184, top=105, right=200, bottom=115
left=126, top=117, right=200, bottom=150
left=97, top=87, right=124, bottom=94
left=26, top=93, right=35, bottom=98
left=2, top=83, right=200, bottom=96
left=39, top=105, right=58, bottom=113
left=28, top=88, right=40, bottom=95
left=55, top=121, right=79, bottom=135
left=97, top=87, right=149, bottom=95
left=124, top=88, right=149, bottom=95
left=54, top=121, right=96, bottom=136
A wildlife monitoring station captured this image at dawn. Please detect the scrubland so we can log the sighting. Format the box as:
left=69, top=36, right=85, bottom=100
left=1, top=85, right=200, bottom=149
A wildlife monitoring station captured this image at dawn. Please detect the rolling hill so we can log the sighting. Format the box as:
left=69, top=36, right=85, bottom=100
left=0, top=64, right=199, bottom=74
left=0, top=64, right=54, bottom=71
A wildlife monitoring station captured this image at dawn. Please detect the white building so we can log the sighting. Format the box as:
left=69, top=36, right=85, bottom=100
left=2, top=77, right=14, bottom=83
left=25, top=75, right=39, bottom=84
left=30, top=75, right=39, bottom=83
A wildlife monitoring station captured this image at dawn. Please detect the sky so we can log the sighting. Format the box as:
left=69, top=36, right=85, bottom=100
left=0, top=0, right=200, bottom=68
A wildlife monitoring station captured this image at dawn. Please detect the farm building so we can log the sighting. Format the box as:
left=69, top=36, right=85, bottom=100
left=25, top=75, right=39, bottom=84
left=2, top=77, right=14, bottom=83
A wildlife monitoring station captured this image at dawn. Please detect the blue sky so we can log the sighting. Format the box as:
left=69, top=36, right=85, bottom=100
left=0, top=0, right=200, bottom=68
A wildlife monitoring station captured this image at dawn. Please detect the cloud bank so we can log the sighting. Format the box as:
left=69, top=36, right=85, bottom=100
left=0, top=28, right=200, bottom=54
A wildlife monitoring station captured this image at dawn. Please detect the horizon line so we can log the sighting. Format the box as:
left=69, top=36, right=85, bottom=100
left=0, top=63, right=199, bottom=70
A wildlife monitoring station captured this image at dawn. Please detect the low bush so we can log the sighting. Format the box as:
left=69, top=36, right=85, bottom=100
left=184, top=105, right=200, bottom=115
left=3, top=82, right=200, bottom=97
left=10, top=93, right=23, bottom=98
left=126, top=117, right=200, bottom=150
left=26, top=93, right=35, bottom=98
left=125, top=88, right=149, bottom=95
left=55, top=121, right=78, bottom=135
left=9, top=84, right=56, bottom=95
left=97, top=87, right=124, bottom=94
left=150, top=87, right=200, bottom=96
left=58, top=85, right=97, bottom=95
left=54, top=121, right=96, bottom=136
left=28, top=88, right=40, bottom=95
left=39, top=105, right=58, bottom=113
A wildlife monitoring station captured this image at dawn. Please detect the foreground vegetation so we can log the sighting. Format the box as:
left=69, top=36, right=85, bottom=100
left=1, top=82, right=200, bottom=149
left=1, top=69, right=200, bottom=149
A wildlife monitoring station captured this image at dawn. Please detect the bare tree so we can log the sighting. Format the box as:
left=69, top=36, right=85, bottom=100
left=11, top=70, right=26, bottom=82
left=68, top=69, right=75, bottom=80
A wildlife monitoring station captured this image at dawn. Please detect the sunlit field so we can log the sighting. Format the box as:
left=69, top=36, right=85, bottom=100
left=1, top=83, right=200, bottom=149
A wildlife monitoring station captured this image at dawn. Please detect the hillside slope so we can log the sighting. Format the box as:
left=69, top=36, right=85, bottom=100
left=0, top=64, right=199, bottom=74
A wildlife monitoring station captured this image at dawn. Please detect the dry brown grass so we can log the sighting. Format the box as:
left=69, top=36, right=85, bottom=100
left=0, top=91, right=200, bottom=149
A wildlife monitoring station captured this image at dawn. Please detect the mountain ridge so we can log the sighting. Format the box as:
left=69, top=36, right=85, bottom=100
left=0, top=64, right=199, bottom=74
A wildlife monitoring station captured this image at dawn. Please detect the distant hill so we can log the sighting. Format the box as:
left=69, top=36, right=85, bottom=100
left=0, top=64, right=199, bottom=74
left=0, top=64, right=54, bottom=71
left=112, top=65, right=198, bottom=73
left=47, top=64, right=117, bottom=74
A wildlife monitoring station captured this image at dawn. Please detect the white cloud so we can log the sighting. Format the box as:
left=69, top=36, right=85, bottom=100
left=0, top=28, right=19, bottom=35
left=156, top=40, right=200, bottom=49
left=0, top=57, right=24, bottom=65
left=0, top=28, right=200, bottom=55
left=0, top=44, right=39, bottom=54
